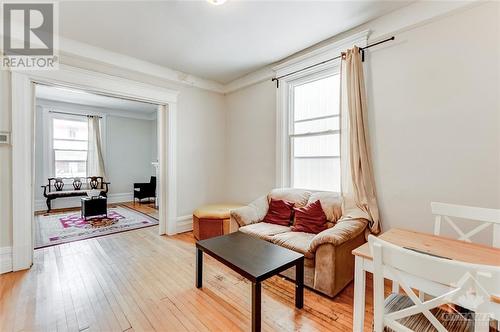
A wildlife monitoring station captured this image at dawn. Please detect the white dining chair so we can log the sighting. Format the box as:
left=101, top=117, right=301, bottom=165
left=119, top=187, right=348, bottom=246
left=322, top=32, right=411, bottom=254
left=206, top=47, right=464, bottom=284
left=369, top=235, right=500, bottom=332
left=431, top=202, right=500, bottom=247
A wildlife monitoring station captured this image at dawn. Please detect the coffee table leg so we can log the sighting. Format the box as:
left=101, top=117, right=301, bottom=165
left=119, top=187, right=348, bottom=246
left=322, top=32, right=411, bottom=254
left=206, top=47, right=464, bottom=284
left=295, top=258, right=304, bottom=309
left=252, top=282, right=261, bottom=332
left=196, top=248, right=203, bottom=288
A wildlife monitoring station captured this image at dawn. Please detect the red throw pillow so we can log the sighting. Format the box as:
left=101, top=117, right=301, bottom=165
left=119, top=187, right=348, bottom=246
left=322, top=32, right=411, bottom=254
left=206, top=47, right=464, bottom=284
left=292, top=200, right=327, bottom=234
left=263, top=198, right=295, bottom=226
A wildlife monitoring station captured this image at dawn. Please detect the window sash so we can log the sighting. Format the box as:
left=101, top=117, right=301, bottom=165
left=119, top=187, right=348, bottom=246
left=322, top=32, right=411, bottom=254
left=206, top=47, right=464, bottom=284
left=288, top=71, right=341, bottom=192
left=289, top=129, right=339, bottom=138
left=51, top=116, right=89, bottom=177
left=293, top=113, right=339, bottom=124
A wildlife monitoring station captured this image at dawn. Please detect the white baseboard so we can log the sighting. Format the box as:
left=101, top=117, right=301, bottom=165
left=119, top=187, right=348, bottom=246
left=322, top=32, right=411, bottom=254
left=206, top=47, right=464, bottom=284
left=0, top=247, right=12, bottom=274
left=35, top=192, right=134, bottom=211
left=176, top=215, right=193, bottom=233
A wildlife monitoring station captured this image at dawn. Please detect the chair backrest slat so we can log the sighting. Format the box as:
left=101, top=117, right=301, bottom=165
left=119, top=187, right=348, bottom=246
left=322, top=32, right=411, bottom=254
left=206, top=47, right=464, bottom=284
left=431, top=201, right=500, bottom=247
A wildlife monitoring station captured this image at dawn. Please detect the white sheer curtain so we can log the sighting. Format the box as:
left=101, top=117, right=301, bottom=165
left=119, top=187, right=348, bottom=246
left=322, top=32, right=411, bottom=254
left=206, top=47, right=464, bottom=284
left=87, top=116, right=106, bottom=178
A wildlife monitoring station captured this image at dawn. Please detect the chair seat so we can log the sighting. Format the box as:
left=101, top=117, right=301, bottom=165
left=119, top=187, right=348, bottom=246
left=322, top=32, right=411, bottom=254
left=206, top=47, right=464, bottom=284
left=384, top=293, right=474, bottom=332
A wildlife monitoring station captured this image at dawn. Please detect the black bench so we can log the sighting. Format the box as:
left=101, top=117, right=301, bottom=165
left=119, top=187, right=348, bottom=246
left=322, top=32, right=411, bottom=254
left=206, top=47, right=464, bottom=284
left=41, top=176, right=110, bottom=212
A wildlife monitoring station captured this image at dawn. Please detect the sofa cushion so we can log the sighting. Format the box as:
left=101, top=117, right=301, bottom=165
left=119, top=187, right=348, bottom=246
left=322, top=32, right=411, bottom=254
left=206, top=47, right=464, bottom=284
left=292, top=200, right=328, bottom=234
left=238, top=222, right=291, bottom=241
left=268, top=188, right=311, bottom=208
left=307, top=191, right=343, bottom=223
left=271, top=231, right=316, bottom=259
left=263, top=198, right=294, bottom=226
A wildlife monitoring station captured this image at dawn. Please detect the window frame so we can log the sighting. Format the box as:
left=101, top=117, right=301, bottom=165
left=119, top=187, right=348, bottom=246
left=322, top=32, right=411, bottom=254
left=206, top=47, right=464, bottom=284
left=274, top=30, right=368, bottom=192
left=41, top=106, right=107, bottom=180
left=287, top=67, right=341, bottom=191
left=48, top=112, right=89, bottom=178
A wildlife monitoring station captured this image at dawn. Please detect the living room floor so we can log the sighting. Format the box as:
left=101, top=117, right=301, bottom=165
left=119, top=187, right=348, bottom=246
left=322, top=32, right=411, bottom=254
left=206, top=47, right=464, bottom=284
left=0, top=226, right=386, bottom=331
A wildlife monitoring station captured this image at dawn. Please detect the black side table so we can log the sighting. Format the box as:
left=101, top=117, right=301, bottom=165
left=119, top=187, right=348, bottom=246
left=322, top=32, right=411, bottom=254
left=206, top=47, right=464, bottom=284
left=81, top=196, right=107, bottom=220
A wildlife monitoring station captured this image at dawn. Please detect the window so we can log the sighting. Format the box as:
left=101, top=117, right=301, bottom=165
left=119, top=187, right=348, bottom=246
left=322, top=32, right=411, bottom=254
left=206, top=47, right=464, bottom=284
left=52, top=117, right=88, bottom=178
left=289, top=73, right=341, bottom=192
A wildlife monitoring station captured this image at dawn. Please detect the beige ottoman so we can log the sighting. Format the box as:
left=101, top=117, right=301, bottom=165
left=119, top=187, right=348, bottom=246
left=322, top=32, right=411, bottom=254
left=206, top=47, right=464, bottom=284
left=193, top=204, right=243, bottom=240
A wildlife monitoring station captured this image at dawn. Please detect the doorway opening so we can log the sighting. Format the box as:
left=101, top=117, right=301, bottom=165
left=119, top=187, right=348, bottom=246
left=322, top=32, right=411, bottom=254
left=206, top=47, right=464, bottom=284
left=11, top=65, right=178, bottom=271
left=33, top=84, right=161, bottom=248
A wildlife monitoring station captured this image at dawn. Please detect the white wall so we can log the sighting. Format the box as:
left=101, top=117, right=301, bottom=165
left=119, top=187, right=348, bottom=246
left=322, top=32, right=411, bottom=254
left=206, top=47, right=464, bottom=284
left=107, top=115, right=156, bottom=194
left=225, top=2, right=500, bottom=243
left=225, top=80, right=277, bottom=203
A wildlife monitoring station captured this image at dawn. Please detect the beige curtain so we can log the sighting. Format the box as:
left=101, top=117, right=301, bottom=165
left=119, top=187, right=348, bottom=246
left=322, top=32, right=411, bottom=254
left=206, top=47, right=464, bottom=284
left=340, top=46, right=381, bottom=234
left=87, top=116, right=106, bottom=179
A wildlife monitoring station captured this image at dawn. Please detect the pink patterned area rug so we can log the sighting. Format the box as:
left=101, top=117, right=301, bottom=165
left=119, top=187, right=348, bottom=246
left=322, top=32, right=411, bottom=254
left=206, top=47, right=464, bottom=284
left=35, top=206, right=158, bottom=248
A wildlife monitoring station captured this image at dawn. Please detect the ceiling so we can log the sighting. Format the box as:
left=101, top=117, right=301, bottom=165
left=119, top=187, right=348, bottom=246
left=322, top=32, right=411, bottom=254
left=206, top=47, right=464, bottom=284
left=59, top=1, right=412, bottom=84
left=36, top=85, right=158, bottom=113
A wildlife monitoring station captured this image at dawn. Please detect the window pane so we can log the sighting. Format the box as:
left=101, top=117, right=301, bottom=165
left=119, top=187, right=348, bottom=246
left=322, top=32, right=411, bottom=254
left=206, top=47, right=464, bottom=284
left=294, top=74, right=340, bottom=121
left=53, top=139, right=87, bottom=150
left=293, top=158, right=340, bottom=192
left=293, top=134, right=339, bottom=157
left=53, top=118, right=88, bottom=140
left=294, top=117, right=339, bottom=135
left=55, top=161, right=86, bottom=178
left=54, top=150, right=87, bottom=161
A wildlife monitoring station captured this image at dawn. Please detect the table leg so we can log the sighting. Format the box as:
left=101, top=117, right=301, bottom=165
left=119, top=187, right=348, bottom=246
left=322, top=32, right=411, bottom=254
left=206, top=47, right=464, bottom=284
left=196, top=248, right=203, bottom=288
left=252, top=282, right=261, bottom=332
left=353, top=255, right=366, bottom=332
left=295, top=258, right=304, bottom=309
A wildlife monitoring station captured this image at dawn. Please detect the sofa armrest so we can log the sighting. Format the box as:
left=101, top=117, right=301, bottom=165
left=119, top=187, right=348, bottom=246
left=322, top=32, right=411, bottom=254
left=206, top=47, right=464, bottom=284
left=230, top=195, right=269, bottom=227
left=309, top=218, right=367, bottom=253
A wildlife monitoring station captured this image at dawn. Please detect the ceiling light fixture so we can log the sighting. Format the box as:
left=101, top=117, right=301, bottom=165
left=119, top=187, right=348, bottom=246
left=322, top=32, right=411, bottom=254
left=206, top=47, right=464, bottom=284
left=207, top=0, right=227, bottom=5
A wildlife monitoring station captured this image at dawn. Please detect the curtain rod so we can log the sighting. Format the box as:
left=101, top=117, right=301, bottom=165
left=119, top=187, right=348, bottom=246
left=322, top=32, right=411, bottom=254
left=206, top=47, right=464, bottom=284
left=271, top=36, right=395, bottom=88
left=48, top=110, right=103, bottom=119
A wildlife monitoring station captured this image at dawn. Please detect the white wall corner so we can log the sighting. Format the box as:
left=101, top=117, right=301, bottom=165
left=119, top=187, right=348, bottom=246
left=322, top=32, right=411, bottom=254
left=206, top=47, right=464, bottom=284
left=223, top=66, right=275, bottom=94
left=176, top=215, right=193, bottom=234
left=0, top=247, right=13, bottom=274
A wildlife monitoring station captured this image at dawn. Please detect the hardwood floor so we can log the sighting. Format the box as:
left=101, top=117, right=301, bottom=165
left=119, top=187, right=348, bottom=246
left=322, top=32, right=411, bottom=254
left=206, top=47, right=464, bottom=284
left=0, top=226, right=382, bottom=331
left=120, top=201, right=159, bottom=220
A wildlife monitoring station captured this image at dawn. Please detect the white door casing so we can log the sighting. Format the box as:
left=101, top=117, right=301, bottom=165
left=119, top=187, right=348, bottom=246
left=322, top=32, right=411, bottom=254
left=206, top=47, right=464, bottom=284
left=11, top=64, right=179, bottom=270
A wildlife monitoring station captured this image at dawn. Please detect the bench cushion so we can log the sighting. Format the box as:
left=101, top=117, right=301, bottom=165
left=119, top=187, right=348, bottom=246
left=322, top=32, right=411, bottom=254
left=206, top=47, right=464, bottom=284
left=46, top=190, right=90, bottom=197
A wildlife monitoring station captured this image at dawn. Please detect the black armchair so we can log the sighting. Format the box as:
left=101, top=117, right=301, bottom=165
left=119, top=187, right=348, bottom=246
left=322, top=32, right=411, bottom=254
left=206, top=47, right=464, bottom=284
left=133, top=176, right=156, bottom=203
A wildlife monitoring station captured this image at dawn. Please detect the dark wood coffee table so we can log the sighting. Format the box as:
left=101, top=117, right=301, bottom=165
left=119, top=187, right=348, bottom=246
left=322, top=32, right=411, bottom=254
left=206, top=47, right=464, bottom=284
left=195, top=231, right=304, bottom=332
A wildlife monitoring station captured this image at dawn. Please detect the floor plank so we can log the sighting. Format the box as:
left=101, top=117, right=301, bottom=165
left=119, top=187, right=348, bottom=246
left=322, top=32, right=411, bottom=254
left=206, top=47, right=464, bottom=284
left=0, top=226, right=384, bottom=331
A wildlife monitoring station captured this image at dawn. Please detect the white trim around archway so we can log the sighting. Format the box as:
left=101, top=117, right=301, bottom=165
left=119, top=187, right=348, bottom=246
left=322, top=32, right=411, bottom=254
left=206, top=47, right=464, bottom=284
left=11, top=64, right=179, bottom=271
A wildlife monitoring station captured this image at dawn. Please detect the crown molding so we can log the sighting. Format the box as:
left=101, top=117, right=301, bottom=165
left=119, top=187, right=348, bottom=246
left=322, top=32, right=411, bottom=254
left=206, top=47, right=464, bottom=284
left=58, top=37, right=225, bottom=93
left=222, top=66, right=274, bottom=94
left=272, top=29, right=370, bottom=78
left=222, top=0, right=481, bottom=94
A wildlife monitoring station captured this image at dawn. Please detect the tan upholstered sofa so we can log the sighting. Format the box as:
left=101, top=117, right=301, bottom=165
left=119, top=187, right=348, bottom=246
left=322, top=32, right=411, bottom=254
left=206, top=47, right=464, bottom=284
left=229, top=188, right=368, bottom=298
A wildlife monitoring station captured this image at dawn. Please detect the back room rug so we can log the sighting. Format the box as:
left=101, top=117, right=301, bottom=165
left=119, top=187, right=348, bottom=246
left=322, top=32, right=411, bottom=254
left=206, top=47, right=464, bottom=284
left=35, top=206, right=158, bottom=249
